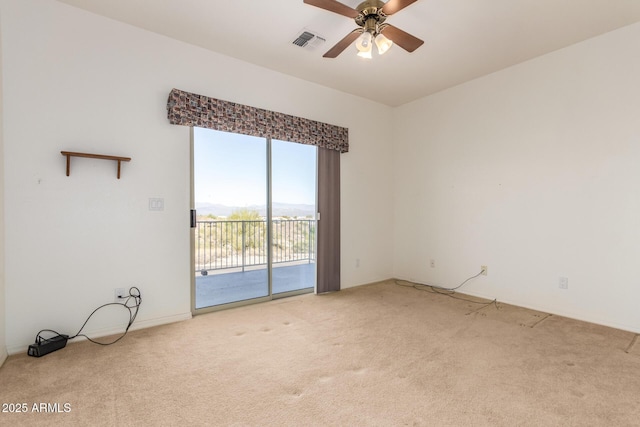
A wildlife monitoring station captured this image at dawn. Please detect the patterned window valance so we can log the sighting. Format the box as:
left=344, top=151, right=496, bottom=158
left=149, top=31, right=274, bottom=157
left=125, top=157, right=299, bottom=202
left=167, top=88, right=349, bottom=153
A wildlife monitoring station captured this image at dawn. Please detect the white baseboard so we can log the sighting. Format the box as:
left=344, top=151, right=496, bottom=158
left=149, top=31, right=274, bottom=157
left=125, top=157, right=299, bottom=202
left=123, top=312, right=193, bottom=334
left=7, top=312, right=193, bottom=356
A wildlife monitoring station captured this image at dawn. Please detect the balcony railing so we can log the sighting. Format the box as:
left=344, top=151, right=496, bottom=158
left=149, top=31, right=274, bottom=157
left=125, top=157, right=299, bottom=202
left=195, top=219, right=316, bottom=274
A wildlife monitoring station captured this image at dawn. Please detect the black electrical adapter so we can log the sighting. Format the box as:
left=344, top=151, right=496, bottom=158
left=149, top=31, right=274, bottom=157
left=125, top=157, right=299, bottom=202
left=27, top=334, right=69, bottom=357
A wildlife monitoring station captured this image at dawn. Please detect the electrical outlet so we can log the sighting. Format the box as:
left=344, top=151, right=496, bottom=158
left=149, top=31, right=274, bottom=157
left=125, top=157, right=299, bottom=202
left=481, top=265, right=488, bottom=276
left=114, top=288, right=127, bottom=301
left=430, top=259, right=435, bottom=268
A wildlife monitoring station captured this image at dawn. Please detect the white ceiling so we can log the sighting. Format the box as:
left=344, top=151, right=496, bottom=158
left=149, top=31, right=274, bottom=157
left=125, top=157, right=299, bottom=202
left=56, top=0, right=640, bottom=106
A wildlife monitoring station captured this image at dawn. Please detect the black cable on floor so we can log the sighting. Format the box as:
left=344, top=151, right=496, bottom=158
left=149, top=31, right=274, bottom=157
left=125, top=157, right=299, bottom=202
left=33, top=286, right=142, bottom=346
left=395, top=272, right=498, bottom=308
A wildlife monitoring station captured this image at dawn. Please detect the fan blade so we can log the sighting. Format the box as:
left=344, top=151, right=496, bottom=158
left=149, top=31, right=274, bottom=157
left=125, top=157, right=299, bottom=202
left=382, top=0, right=418, bottom=15
left=323, top=29, right=362, bottom=58
left=380, top=24, right=424, bottom=52
left=303, top=0, right=359, bottom=19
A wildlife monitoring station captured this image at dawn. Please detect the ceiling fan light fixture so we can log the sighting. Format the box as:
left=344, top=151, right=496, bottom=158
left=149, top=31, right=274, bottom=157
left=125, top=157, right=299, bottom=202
left=375, top=33, right=393, bottom=55
left=355, top=31, right=373, bottom=52
left=357, top=48, right=373, bottom=59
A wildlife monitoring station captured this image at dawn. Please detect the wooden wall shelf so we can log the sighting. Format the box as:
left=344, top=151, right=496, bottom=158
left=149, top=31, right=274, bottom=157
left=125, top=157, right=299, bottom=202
left=61, top=151, right=131, bottom=179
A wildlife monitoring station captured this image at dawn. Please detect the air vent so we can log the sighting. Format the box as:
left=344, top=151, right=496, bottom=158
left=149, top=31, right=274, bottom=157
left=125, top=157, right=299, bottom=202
left=293, top=31, right=315, bottom=47
left=291, top=28, right=326, bottom=51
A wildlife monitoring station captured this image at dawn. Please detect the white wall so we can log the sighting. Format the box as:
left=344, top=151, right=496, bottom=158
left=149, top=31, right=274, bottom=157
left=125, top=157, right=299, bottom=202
left=1, top=0, right=394, bottom=353
left=0, top=5, right=6, bottom=367
left=393, top=22, right=640, bottom=332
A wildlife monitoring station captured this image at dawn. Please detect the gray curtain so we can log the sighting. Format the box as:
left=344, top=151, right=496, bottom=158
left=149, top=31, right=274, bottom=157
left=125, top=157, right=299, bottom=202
left=317, top=148, right=340, bottom=293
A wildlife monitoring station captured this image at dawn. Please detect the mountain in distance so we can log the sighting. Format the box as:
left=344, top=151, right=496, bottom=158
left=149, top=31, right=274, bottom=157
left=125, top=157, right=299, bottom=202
left=195, top=202, right=315, bottom=218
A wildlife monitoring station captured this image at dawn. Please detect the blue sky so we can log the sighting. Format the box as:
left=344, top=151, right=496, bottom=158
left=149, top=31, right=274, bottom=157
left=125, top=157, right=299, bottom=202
left=194, top=127, right=317, bottom=206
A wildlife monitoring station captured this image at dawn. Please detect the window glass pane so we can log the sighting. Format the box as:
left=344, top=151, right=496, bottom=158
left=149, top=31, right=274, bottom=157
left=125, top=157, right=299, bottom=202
left=271, top=139, right=317, bottom=294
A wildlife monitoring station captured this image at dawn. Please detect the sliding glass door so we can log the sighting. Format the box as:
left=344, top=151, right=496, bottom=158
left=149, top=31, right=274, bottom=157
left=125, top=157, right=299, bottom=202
left=192, top=128, right=316, bottom=312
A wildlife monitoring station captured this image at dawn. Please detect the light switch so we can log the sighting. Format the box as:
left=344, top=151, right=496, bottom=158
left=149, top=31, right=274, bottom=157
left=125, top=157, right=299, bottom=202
left=149, top=198, right=164, bottom=211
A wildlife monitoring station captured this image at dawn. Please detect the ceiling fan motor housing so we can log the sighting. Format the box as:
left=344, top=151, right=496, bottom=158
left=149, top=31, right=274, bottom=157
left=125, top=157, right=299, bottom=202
left=355, top=0, right=388, bottom=34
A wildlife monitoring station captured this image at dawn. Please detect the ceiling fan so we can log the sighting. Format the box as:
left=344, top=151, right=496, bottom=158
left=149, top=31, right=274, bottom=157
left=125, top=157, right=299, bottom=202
left=303, top=0, right=424, bottom=58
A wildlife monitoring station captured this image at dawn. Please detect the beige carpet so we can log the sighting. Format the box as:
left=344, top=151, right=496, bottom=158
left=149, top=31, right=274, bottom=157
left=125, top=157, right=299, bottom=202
left=1, top=280, right=640, bottom=426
